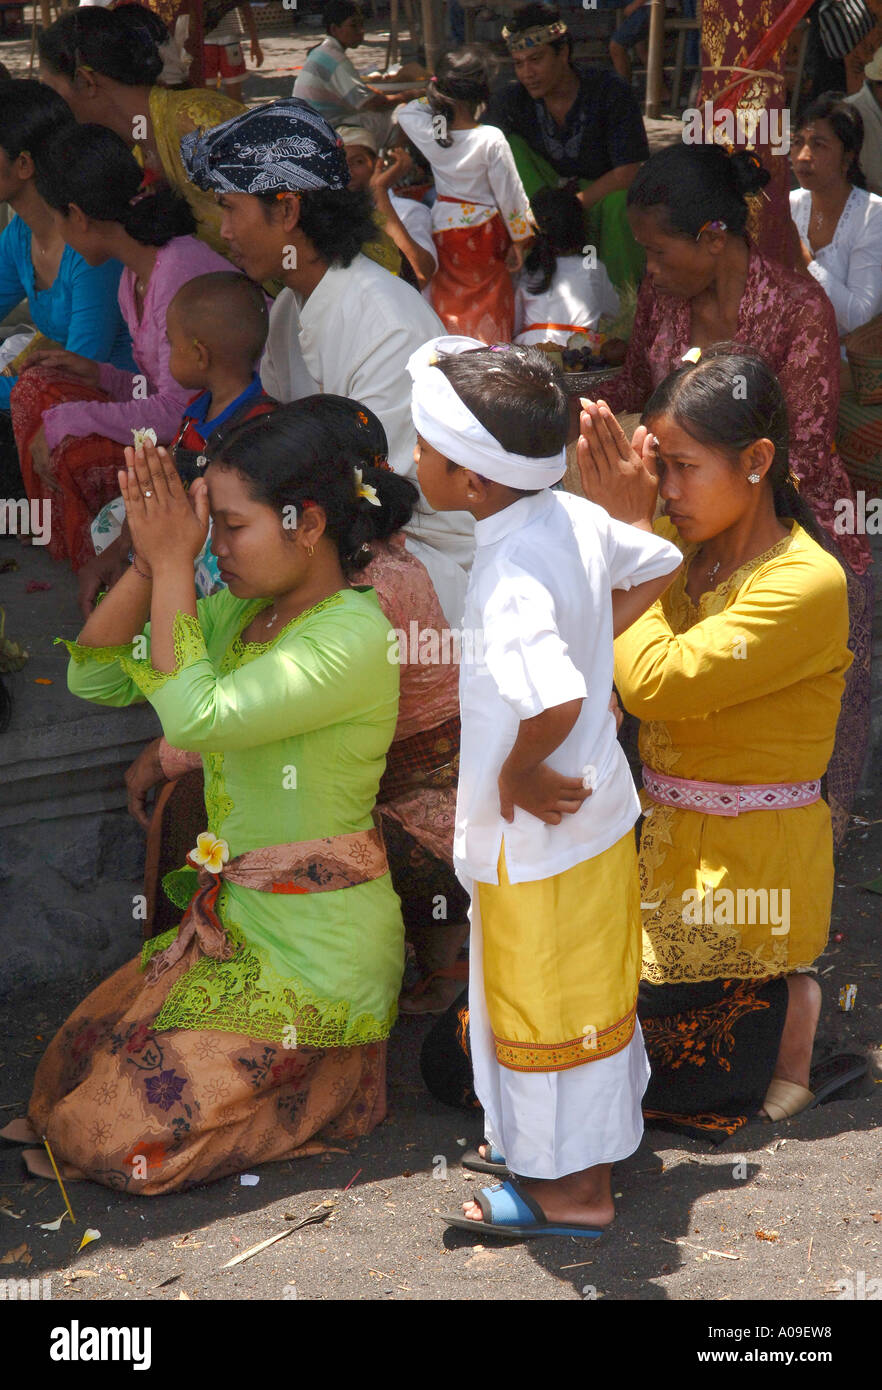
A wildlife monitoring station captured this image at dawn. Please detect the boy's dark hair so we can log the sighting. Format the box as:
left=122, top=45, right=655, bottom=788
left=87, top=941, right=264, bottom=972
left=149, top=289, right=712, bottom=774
left=170, top=272, right=270, bottom=367
left=34, top=123, right=196, bottom=245
left=39, top=6, right=163, bottom=86
left=207, top=395, right=418, bottom=574
left=0, top=80, right=74, bottom=163
left=435, top=345, right=569, bottom=462
left=627, top=142, right=770, bottom=240
left=505, top=3, right=573, bottom=59
left=324, top=0, right=360, bottom=33
left=428, top=46, right=495, bottom=148
left=524, top=184, right=584, bottom=295
left=797, top=92, right=866, bottom=189
left=642, top=344, right=827, bottom=548
left=257, top=186, right=376, bottom=268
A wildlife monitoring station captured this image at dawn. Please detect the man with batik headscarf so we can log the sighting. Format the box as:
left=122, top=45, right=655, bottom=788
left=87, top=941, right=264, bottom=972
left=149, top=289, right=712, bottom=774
left=182, top=98, right=473, bottom=626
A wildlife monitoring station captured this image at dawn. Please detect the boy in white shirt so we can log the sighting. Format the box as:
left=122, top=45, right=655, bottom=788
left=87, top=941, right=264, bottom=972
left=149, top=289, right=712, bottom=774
left=409, top=336, right=682, bottom=1237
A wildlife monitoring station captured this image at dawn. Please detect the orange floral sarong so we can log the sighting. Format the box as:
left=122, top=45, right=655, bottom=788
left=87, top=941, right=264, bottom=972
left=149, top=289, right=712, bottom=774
left=11, top=367, right=125, bottom=571
left=28, top=941, right=386, bottom=1194
left=430, top=210, right=515, bottom=345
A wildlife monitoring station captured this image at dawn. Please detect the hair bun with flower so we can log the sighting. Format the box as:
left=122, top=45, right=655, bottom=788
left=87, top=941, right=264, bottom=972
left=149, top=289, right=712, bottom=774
left=354, top=467, right=381, bottom=506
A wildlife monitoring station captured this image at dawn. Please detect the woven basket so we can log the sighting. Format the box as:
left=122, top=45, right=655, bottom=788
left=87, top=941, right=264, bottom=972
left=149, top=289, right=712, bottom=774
left=845, top=315, right=882, bottom=406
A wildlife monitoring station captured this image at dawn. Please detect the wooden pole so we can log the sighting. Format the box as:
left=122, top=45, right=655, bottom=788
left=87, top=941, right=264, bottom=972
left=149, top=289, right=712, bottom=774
left=386, top=0, right=399, bottom=70
left=420, top=0, right=440, bottom=74
left=644, top=0, right=664, bottom=119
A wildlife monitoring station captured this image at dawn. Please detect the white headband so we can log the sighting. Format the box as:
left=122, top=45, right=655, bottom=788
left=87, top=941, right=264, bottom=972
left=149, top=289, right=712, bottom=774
left=407, top=336, right=567, bottom=489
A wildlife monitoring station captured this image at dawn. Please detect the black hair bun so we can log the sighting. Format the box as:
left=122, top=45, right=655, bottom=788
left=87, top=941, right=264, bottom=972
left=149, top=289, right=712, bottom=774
left=729, top=149, right=771, bottom=198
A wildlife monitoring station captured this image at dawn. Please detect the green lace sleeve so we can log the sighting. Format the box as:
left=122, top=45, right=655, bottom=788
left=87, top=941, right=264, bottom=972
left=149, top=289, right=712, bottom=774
left=58, top=611, right=209, bottom=703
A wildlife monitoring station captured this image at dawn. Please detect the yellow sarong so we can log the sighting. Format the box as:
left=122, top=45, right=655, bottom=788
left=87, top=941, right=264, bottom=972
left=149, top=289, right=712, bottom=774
left=476, top=831, right=641, bottom=1073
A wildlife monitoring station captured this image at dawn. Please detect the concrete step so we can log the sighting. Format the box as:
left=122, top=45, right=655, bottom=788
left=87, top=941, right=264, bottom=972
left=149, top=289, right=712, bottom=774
left=0, top=537, right=160, bottom=830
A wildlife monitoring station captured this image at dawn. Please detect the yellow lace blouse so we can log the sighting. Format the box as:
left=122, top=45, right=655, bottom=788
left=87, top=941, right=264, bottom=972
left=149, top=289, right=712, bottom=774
left=614, top=519, right=852, bottom=985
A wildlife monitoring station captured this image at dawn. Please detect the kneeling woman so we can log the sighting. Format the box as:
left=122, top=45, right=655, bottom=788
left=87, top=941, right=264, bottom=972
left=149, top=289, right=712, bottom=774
left=6, top=406, right=405, bottom=1192
left=590, top=348, right=862, bottom=1138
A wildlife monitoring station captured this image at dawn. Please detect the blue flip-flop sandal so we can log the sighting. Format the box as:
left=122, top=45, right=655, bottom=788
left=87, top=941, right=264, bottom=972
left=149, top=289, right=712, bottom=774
left=441, top=1179, right=607, bottom=1240
left=461, top=1143, right=508, bottom=1176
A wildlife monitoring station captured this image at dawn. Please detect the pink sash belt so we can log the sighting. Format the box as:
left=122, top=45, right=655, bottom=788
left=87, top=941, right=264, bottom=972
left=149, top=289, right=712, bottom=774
left=642, top=765, right=822, bottom=817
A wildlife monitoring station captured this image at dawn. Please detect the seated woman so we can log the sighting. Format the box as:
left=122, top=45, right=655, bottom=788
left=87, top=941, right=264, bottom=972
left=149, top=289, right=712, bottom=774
left=38, top=5, right=243, bottom=257
left=790, top=93, right=882, bottom=349
left=585, top=349, right=864, bottom=1138
left=2, top=406, right=405, bottom=1192
left=591, top=140, right=874, bottom=844
left=483, top=2, right=648, bottom=291
left=11, top=122, right=232, bottom=572
left=0, top=81, right=134, bottom=483
left=418, top=348, right=866, bottom=1141
left=127, top=397, right=468, bottom=1015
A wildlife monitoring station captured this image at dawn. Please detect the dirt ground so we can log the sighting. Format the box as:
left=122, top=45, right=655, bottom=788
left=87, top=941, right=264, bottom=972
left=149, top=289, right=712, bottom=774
left=1, top=787, right=879, bottom=1304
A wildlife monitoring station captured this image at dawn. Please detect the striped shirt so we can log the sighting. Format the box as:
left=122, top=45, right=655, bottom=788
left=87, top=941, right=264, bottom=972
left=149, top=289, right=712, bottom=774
left=292, top=36, right=372, bottom=128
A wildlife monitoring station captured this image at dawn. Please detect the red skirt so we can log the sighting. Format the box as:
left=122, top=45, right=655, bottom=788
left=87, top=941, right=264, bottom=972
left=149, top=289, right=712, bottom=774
left=430, top=213, right=514, bottom=345
left=11, top=367, right=126, bottom=571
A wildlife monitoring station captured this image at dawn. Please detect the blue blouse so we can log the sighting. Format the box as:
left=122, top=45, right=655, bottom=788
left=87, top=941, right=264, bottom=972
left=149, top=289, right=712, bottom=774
left=0, top=214, right=136, bottom=411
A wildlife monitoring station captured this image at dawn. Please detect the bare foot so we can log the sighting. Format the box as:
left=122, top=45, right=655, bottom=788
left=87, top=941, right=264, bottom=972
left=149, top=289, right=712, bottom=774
left=759, top=973, right=822, bottom=1117
left=0, top=1117, right=40, bottom=1144
left=462, top=1164, right=615, bottom=1229
left=22, top=1149, right=86, bottom=1181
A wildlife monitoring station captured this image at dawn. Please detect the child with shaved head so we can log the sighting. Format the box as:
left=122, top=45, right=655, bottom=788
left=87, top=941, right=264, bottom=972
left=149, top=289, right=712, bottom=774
left=86, top=271, right=275, bottom=611
left=165, top=271, right=275, bottom=487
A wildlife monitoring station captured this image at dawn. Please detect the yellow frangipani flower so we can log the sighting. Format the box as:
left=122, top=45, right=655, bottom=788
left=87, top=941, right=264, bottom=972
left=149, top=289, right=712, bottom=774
left=190, top=831, right=230, bottom=874
left=354, top=467, right=381, bottom=507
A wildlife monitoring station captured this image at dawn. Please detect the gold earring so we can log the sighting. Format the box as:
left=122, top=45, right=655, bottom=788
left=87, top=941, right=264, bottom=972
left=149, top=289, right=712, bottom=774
left=307, top=544, right=315, bottom=558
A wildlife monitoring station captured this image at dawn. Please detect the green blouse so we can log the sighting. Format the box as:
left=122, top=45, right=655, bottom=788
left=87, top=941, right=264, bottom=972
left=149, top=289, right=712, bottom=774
left=62, top=586, right=404, bottom=1047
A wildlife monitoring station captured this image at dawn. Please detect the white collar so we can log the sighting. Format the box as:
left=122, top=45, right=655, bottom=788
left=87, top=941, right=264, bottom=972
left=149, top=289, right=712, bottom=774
left=296, top=261, right=348, bottom=329
left=474, top=489, right=555, bottom=548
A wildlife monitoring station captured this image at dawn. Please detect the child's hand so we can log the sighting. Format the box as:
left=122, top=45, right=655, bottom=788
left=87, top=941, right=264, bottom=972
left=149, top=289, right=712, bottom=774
left=498, top=759, right=591, bottom=826
left=370, top=146, right=412, bottom=193
left=119, top=440, right=208, bottom=569
left=505, top=238, right=533, bottom=274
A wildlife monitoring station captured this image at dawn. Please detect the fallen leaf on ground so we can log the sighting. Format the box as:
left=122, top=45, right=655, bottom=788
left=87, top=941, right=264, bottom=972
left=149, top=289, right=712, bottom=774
left=0, top=1242, right=30, bottom=1265
left=755, top=1229, right=779, bottom=1242
left=37, top=1214, right=69, bottom=1231
left=872, top=1213, right=881, bottom=1222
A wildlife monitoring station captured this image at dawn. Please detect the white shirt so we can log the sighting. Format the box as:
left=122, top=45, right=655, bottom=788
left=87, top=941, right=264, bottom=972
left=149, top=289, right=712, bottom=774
left=514, top=254, right=620, bottom=345
left=259, top=255, right=473, bottom=624
left=790, top=185, right=882, bottom=339
left=394, top=101, right=533, bottom=239
left=389, top=191, right=438, bottom=270
left=845, top=84, right=882, bottom=197
left=455, top=490, right=682, bottom=887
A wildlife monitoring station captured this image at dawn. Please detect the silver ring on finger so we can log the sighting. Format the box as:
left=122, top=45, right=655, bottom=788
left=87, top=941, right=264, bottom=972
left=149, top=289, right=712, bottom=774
left=144, top=490, right=153, bottom=498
